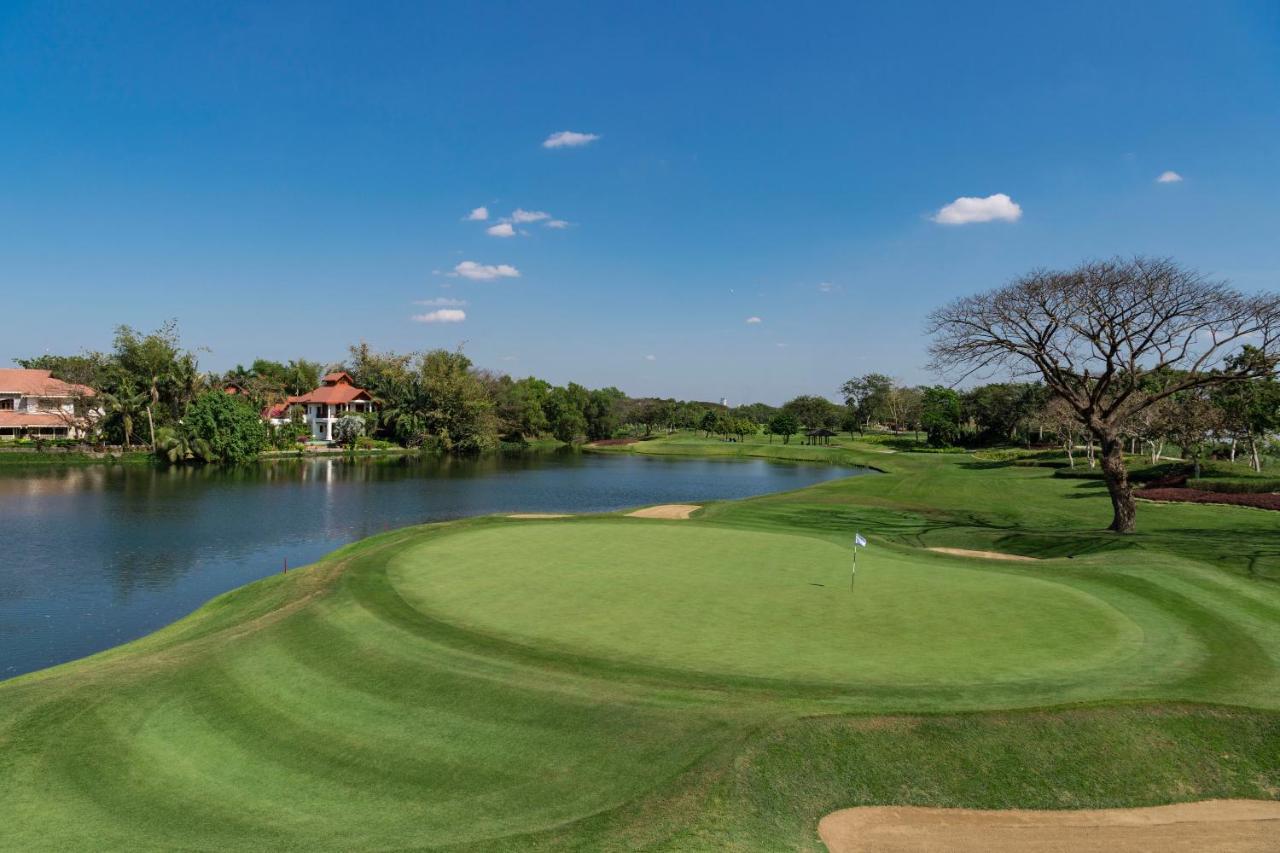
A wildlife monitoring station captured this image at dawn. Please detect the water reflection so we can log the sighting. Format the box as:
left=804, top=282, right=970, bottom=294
left=0, top=451, right=860, bottom=678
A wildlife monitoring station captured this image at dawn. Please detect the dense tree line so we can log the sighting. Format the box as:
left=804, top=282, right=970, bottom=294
left=19, top=307, right=1278, bottom=482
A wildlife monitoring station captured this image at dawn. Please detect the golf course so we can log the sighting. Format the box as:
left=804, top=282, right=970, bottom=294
left=2, top=435, right=1278, bottom=850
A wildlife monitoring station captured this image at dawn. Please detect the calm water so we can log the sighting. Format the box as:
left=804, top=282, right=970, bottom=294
left=0, top=451, right=859, bottom=679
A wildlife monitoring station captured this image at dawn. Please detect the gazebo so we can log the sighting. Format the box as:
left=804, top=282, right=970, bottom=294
left=805, top=428, right=837, bottom=446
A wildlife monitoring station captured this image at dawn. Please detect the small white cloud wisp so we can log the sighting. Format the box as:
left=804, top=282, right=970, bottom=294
left=932, top=193, right=1022, bottom=225
left=415, top=297, right=467, bottom=307
left=486, top=222, right=516, bottom=238
left=1156, top=171, right=1184, bottom=183
left=451, top=261, right=520, bottom=281
left=465, top=206, right=489, bottom=221
left=745, top=316, right=762, bottom=324
left=511, top=209, right=551, bottom=223
left=412, top=309, right=466, bottom=324
left=542, top=130, right=600, bottom=149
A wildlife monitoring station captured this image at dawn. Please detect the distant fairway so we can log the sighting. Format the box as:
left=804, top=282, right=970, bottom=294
left=392, top=522, right=1141, bottom=686
left=2, top=437, right=1277, bottom=850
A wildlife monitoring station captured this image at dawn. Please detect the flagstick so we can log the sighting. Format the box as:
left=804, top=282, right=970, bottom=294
left=850, top=541, right=857, bottom=591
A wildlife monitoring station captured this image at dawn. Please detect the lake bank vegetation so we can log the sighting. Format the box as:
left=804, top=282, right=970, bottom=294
left=9, top=257, right=1280, bottom=533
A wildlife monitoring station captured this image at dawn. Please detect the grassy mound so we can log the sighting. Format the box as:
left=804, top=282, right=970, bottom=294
left=2, top=434, right=1278, bottom=850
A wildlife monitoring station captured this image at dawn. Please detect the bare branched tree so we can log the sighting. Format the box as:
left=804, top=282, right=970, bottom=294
left=928, top=257, right=1280, bottom=532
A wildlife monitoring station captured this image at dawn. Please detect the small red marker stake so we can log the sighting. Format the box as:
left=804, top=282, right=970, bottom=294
left=283, top=557, right=288, bottom=574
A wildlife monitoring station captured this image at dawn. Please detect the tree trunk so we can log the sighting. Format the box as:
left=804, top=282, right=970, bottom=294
left=1064, top=440, right=1074, bottom=468
left=146, top=405, right=157, bottom=451
left=1100, top=433, right=1136, bottom=533
left=1229, top=437, right=1237, bottom=463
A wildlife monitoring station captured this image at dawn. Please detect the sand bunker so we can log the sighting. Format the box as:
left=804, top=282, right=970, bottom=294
left=818, top=800, right=1280, bottom=853
left=506, top=513, right=572, bottom=519
left=927, top=547, right=1039, bottom=562
left=625, top=504, right=701, bottom=519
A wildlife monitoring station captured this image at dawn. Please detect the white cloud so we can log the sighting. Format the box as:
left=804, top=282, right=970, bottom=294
left=542, top=130, right=601, bottom=149
left=486, top=222, right=516, bottom=238
left=511, top=208, right=551, bottom=223
left=451, top=261, right=520, bottom=281
left=412, top=309, right=466, bottom=324
left=932, top=193, right=1023, bottom=225
left=545, top=219, right=569, bottom=229
left=465, top=206, right=489, bottom=221
left=415, top=297, right=467, bottom=307
left=817, top=282, right=834, bottom=293
left=745, top=316, right=762, bottom=324
left=776, top=342, right=788, bottom=348
left=644, top=354, right=656, bottom=361
left=1156, top=170, right=1183, bottom=183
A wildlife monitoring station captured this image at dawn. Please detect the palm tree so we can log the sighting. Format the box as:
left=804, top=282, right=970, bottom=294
left=156, top=427, right=212, bottom=465
left=99, top=388, right=149, bottom=449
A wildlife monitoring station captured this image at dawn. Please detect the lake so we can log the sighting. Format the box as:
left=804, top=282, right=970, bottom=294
left=0, top=451, right=861, bottom=679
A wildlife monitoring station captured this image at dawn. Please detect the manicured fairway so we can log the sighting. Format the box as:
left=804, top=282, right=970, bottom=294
left=393, top=522, right=1141, bottom=685
left=1, top=436, right=1277, bottom=851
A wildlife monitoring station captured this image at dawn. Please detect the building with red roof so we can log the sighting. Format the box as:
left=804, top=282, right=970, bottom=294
left=0, top=369, right=100, bottom=440
left=262, top=371, right=375, bottom=442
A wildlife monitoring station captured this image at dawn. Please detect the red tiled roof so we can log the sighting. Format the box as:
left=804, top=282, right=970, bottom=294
left=261, top=403, right=291, bottom=420
left=322, top=371, right=355, bottom=385
left=0, top=369, right=95, bottom=397
left=0, top=412, right=70, bottom=427
left=286, top=386, right=372, bottom=405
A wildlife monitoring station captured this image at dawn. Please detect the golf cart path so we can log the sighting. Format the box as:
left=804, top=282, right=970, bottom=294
left=818, top=799, right=1280, bottom=852
left=927, top=547, right=1039, bottom=562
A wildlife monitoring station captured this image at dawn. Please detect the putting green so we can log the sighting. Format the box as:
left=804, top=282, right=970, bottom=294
left=389, top=522, right=1143, bottom=686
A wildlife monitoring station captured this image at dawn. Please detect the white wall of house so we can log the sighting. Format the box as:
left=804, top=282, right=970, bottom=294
left=0, top=391, right=99, bottom=439
left=268, top=401, right=371, bottom=442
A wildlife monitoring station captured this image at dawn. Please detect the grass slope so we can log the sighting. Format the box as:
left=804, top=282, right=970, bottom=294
left=1, top=434, right=1277, bottom=850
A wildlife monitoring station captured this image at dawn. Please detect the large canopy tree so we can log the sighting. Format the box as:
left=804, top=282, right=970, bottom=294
left=928, top=257, right=1280, bottom=532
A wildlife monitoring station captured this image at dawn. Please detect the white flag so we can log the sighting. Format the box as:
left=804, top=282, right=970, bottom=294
left=854, top=533, right=867, bottom=548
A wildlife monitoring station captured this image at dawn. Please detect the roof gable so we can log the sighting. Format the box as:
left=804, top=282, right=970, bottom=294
left=0, top=369, right=96, bottom=397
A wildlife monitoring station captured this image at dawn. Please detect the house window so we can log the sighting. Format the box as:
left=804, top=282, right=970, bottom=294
left=0, top=399, right=13, bottom=411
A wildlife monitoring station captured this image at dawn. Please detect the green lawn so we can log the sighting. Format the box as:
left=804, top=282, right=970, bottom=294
left=1, top=434, right=1277, bottom=850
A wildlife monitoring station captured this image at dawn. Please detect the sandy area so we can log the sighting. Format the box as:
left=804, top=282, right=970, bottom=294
left=625, top=504, right=701, bottom=519
left=506, top=513, right=572, bottom=519
left=818, top=800, right=1280, bottom=853
left=927, top=547, right=1039, bottom=562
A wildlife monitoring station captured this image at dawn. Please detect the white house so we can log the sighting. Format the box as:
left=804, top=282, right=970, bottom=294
left=0, top=369, right=100, bottom=440
left=262, top=372, right=375, bottom=443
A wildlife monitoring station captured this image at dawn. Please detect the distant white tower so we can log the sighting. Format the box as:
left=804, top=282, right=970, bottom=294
left=719, top=397, right=729, bottom=408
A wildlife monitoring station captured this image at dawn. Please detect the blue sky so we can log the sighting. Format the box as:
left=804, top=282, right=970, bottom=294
left=3, top=2, right=1278, bottom=404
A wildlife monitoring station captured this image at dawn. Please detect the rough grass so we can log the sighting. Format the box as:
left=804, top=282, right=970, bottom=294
left=1, top=434, right=1278, bottom=850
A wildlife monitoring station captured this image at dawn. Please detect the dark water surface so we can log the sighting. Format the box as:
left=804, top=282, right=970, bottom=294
left=0, top=451, right=859, bottom=679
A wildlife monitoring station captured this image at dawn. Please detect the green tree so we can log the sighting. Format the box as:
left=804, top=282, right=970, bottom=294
left=545, top=385, right=588, bottom=443
left=416, top=349, right=498, bottom=452
left=921, top=386, right=963, bottom=447
left=181, top=391, right=268, bottom=464
left=699, top=410, right=719, bottom=438
left=1213, top=348, right=1280, bottom=471
left=840, top=373, right=895, bottom=431
left=584, top=387, right=625, bottom=441
left=782, top=395, right=839, bottom=430
left=767, top=412, right=799, bottom=444
left=98, top=386, right=149, bottom=449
